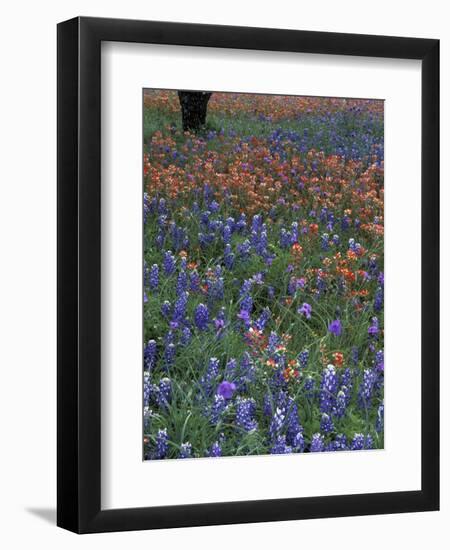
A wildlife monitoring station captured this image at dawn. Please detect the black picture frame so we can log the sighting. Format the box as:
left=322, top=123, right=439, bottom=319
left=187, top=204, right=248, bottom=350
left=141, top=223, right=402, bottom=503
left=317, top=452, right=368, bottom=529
left=57, top=16, right=439, bottom=534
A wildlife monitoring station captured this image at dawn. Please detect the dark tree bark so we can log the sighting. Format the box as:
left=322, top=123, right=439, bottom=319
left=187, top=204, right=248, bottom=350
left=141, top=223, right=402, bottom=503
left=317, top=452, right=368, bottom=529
left=177, top=91, right=212, bottom=132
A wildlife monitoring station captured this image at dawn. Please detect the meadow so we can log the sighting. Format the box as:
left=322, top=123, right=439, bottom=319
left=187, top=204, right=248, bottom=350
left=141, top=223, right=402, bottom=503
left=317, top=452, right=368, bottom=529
left=143, top=90, right=384, bottom=460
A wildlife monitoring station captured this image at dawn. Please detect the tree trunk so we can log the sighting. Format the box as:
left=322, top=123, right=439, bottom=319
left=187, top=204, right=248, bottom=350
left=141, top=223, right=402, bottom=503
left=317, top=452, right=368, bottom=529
left=177, top=91, right=212, bottom=132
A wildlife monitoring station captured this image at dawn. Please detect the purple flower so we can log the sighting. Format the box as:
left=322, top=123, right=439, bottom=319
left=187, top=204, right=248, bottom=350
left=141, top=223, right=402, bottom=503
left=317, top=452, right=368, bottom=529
left=179, top=442, right=192, bottom=459
left=209, top=394, right=227, bottom=424
left=208, top=441, right=222, bottom=457
left=154, top=428, right=169, bottom=459
left=157, top=377, right=172, bottom=409
left=194, top=303, right=209, bottom=331
left=358, top=368, right=378, bottom=409
left=164, top=342, right=176, bottom=369
left=172, top=291, right=188, bottom=323
left=368, top=316, right=379, bottom=337
left=216, top=381, right=237, bottom=400
left=163, top=251, right=176, bottom=275
left=200, top=357, right=220, bottom=396
left=298, top=349, right=309, bottom=369
left=149, top=264, right=159, bottom=290
left=320, top=413, right=334, bottom=434
left=376, top=402, right=384, bottom=432
left=270, top=435, right=292, bottom=455
left=298, top=302, right=312, bottom=319
left=320, top=364, right=339, bottom=414
left=328, top=319, right=343, bottom=336
left=144, top=339, right=157, bottom=371
left=235, top=397, right=258, bottom=432
left=310, top=433, right=325, bottom=452
left=350, top=433, right=374, bottom=451
left=237, top=309, right=251, bottom=326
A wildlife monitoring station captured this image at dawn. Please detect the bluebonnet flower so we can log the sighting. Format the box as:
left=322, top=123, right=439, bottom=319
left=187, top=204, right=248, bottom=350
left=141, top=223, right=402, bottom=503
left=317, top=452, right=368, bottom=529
left=209, top=394, right=227, bottom=424
left=237, top=352, right=255, bottom=388
left=157, top=198, right=167, bottom=214
left=251, top=214, right=262, bottom=233
left=328, top=319, right=343, bottom=336
left=143, top=192, right=151, bottom=225
left=304, top=375, right=315, bottom=399
left=271, top=435, right=292, bottom=454
left=341, top=368, right=354, bottom=406
left=368, top=316, right=379, bottom=337
left=179, top=442, right=192, bottom=459
left=317, top=271, right=327, bottom=294
left=224, top=244, right=235, bottom=269
left=143, top=371, right=151, bottom=408
left=269, top=407, right=286, bottom=441
left=280, top=227, right=293, bottom=249
left=376, top=402, right=384, bottom=432
left=189, top=270, right=201, bottom=292
left=144, top=291, right=148, bottom=303
left=321, top=233, right=329, bottom=251
left=256, top=229, right=268, bottom=256
left=144, top=339, right=157, bottom=371
left=161, top=300, right=171, bottom=318
left=320, top=413, right=334, bottom=434
left=223, top=224, right=232, bottom=244
left=180, top=326, right=192, bottom=346
left=332, top=433, right=348, bottom=451
left=374, top=350, right=384, bottom=372
left=310, top=433, right=325, bottom=452
left=341, top=213, right=350, bottom=231
left=237, top=239, right=251, bottom=261
left=164, top=343, right=176, bottom=369
left=154, top=428, right=169, bottom=459
left=172, top=291, right=188, bottom=323
left=208, top=441, right=222, bottom=457
left=239, top=279, right=253, bottom=297
left=320, top=365, right=339, bottom=414
left=351, top=346, right=359, bottom=365
left=292, top=431, right=305, bottom=452
left=154, top=231, right=164, bottom=250
left=290, top=222, right=299, bottom=244
left=254, top=307, right=271, bottom=331
left=157, top=378, right=172, bottom=409
left=267, top=331, right=280, bottom=355
left=235, top=397, right=258, bottom=432
left=224, top=359, right=237, bottom=381
left=241, top=294, right=253, bottom=314
left=194, top=303, right=209, bottom=331
left=298, top=302, right=312, bottom=319
left=350, top=433, right=373, bottom=450
left=208, top=276, right=224, bottom=302
left=374, top=286, right=384, bottom=312
left=298, top=349, right=309, bottom=369
left=163, top=251, right=176, bottom=275
left=237, top=308, right=251, bottom=328
left=148, top=264, right=159, bottom=291
left=176, top=270, right=188, bottom=295
left=335, top=388, right=348, bottom=418
left=200, top=357, right=220, bottom=396
left=358, top=368, right=378, bottom=409
left=236, top=213, right=247, bottom=232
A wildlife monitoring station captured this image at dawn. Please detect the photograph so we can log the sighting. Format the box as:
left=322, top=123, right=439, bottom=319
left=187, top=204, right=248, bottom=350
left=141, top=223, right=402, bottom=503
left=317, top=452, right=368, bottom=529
left=143, top=90, right=385, bottom=460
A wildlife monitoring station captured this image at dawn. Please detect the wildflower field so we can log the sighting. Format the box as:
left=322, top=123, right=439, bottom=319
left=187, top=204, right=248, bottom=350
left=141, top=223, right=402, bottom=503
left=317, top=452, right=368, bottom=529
left=143, top=90, right=384, bottom=460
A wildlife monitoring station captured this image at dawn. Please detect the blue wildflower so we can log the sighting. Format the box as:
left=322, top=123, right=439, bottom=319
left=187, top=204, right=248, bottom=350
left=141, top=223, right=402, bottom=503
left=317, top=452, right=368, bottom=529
left=194, top=303, right=209, bottom=331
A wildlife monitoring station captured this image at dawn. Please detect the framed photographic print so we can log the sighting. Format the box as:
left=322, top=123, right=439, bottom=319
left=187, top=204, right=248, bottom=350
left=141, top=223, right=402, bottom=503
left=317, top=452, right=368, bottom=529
left=57, top=17, right=439, bottom=533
